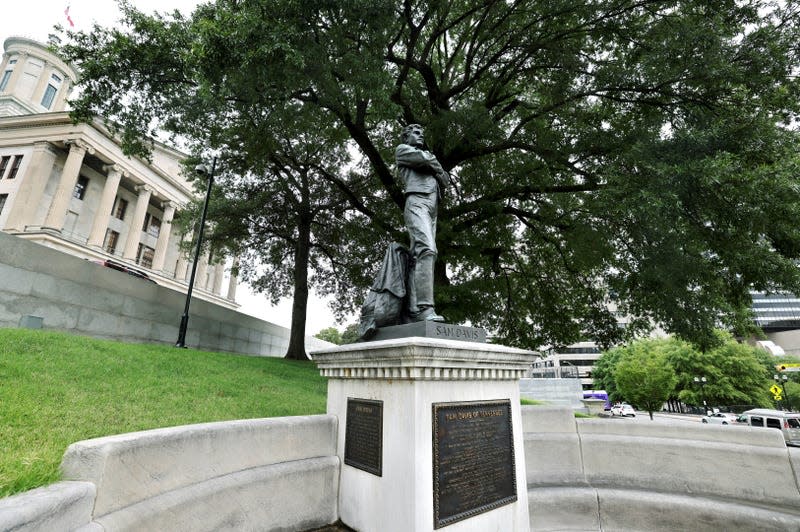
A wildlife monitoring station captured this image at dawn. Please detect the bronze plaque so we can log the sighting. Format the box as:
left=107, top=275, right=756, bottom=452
left=432, top=400, right=516, bottom=528
left=344, top=398, right=383, bottom=476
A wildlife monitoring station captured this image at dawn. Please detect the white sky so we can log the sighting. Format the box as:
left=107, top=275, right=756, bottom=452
left=1, top=0, right=349, bottom=336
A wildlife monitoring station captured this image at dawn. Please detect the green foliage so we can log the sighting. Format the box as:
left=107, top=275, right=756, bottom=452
left=315, top=327, right=343, bottom=345
left=314, top=323, right=361, bottom=345
left=591, top=347, right=625, bottom=402
left=599, top=333, right=776, bottom=411
left=611, top=339, right=679, bottom=419
left=668, top=331, right=773, bottom=408
left=0, top=329, right=327, bottom=497
left=58, top=1, right=800, bottom=349
left=520, top=398, right=545, bottom=405
left=340, top=323, right=361, bottom=345
left=782, top=380, right=800, bottom=412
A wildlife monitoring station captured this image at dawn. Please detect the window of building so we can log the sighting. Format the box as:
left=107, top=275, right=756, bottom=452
left=73, top=176, right=89, bottom=200
left=136, top=244, right=155, bottom=269
left=104, top=229, right=119, bottom=254
left=113, top=197, right=128, bottom=220
left=40, top=73, right=62, bottom=109
left=142, top=212, right=161, bottom=238
left=6, top=155, right=22, bottom=179
left=0, top=156, right=9, bottom=178
left=41, top=84, right=57, bottom=109
left=0, top=70, right=11, bottom=92
left=0, top=194, right=8, bottom=215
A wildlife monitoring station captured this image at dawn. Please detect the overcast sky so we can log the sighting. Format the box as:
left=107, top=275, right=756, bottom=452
left=1, top=1, right=347, bottom=335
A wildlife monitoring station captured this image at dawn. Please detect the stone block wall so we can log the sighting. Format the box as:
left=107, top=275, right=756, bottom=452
left=0, top=231, right=331, bottom=355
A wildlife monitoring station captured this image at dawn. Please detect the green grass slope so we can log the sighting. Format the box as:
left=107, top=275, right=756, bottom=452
left=0, top=328, right=327, bottom=497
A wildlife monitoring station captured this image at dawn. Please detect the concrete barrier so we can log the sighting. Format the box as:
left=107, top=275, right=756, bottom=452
left=0, top=481, right=95, bottom=532
left=6, top=404, right=800, bottom=531
left=523, top=406, right=800, bottom=531
left=0, top=415, right=340, bottom=532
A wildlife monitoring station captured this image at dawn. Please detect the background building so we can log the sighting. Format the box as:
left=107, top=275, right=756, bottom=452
left=0, top=36, right=337, bottom=354
left=529, top=342, right=602, bottom=391
left=0, top=36, right=236, bottom=308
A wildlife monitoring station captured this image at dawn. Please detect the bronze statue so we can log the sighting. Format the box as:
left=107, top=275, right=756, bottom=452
left=358, top=124, right=448, bottom=339
left=396, top=124, right=448, bottom=322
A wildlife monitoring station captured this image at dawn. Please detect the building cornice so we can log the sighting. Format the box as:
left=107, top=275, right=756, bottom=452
left=3, top=36, right=80, bottom=82
left=0, top=111, right=194, bottom=203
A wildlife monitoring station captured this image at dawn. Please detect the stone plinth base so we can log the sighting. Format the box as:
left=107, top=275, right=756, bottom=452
left=313, top=337, right=535, bottom=532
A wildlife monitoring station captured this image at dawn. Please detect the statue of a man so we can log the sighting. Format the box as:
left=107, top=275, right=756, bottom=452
left=396, top=124, right=449, bottom=322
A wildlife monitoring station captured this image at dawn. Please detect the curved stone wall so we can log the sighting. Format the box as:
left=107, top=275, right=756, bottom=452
left=523, top=406, right=800, bottom=531
left=0, top=415, right=339, bottom=532
left=3, top=405, right=800, bottom=531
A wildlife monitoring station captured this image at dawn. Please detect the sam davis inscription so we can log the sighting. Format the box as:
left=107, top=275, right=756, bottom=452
left=432, top=400, right=516, bottom=529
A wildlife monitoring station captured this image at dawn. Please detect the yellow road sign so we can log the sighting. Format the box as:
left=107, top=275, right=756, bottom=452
left=770, top=384, right=782, bottom=395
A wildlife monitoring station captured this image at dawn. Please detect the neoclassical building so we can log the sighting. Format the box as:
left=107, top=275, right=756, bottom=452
left=0, top=36, right=238, bottom=308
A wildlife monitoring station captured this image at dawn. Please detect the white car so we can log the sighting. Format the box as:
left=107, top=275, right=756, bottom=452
left=611, top=404, right=636, bottom=417
left=701, top=412, right=738, bottom=425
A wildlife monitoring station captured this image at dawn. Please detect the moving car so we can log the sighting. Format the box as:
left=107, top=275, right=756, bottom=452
left=611, top=403, right=636, bottom=417
left=740, top=409, right=800, bottom=446
left=701, top=412, right=738, bottom=425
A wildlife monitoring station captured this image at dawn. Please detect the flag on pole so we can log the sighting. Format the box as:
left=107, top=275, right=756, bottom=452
left=65, top=4, right=75, bottom=27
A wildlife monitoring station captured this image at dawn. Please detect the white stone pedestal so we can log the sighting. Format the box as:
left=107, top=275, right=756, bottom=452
left=313, top=337, right=535, bottom=532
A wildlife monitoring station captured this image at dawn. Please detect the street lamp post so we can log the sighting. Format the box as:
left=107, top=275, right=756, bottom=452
left=693, top=376, right=708, bottom=414
left=175, top=157, right=216, bottom=348
left=774, top=374, right=790, bottom=411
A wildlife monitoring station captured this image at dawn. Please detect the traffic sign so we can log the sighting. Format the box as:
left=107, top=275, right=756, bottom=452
left=770, top=384, right=782, bottom=395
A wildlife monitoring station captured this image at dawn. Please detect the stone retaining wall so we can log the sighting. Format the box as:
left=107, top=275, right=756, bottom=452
left=0, top=415, right=339, bottom=532
left=523, top=406, right=800, bottom=531
left=4, top=404, right=800, bottom=531
left=0, top=231, right=330, bottom=355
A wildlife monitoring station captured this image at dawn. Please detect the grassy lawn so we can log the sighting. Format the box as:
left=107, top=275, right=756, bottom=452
left=0, top=328, right=327, bottom=498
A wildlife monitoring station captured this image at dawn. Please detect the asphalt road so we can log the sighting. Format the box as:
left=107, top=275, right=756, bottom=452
left=606, top=411, right=752, bottom=428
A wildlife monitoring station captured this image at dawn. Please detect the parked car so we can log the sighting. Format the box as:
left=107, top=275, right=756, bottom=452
left=611, top=403, right=636, bottom=417
left=91, top=259, right=157, bottom=284
left=739, top=409, right=800, bottom=447
left=701, top=412, right=738, bottom=425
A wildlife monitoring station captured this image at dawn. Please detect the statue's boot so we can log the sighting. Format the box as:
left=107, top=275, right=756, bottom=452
left=413, top=254, right=445, bottom=322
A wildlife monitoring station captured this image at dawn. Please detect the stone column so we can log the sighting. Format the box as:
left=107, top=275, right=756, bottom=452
left=31, top=61, right=52, bottom=106
left=314, top=336, right=535, bottom=532
left=151, top=201, right=176, bottom=271
left=87, top=164, right=125, bottom=248
left=2, top=142, right=58, bottom=231
left=53, top=79, right=72, bottom=112
left=194, top=253, right=209, bottom=290
left=175, top=254, right=190, bottom=281
left=3, top=52, right=27, bottom=94
left=0, top=53, right=10, bottom=78
left=122, top=185, right=152, bottom=260
left=212, top=262, right=225, bottom=295
left=226, top=258, right=239, bottom=301
left=42, top=139, right=94, bottom=232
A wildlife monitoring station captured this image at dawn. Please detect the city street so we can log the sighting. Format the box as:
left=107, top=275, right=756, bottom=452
left=603, top=411, right=749, bottom=427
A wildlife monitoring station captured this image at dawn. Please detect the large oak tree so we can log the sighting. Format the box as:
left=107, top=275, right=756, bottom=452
left=61, top=0, right=800, bottom=351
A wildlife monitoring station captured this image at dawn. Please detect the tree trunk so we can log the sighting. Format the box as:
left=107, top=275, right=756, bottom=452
left=284, top=214, right=312, bottom=361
